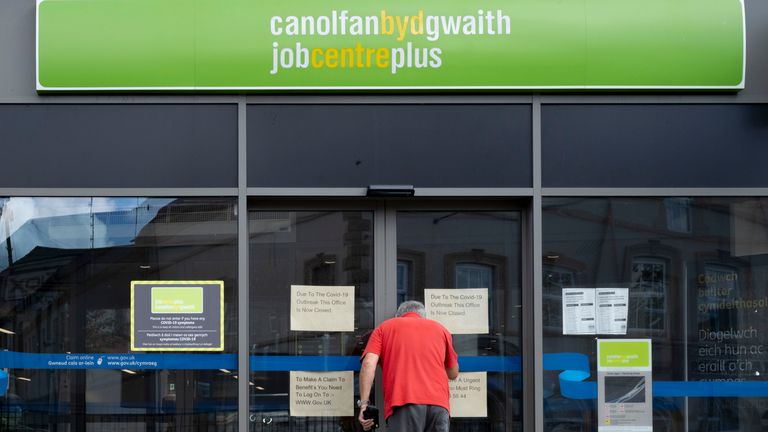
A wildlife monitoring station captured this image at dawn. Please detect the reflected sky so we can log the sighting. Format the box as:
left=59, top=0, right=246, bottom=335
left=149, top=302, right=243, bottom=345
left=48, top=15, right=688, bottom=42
left=0, top=197, right=173, bottom=271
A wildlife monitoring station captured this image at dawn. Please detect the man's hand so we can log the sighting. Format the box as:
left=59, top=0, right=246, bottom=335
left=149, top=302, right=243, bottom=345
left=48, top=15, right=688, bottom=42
left=358, top=404, right=374, bottom=430
left=446, top=364, right=459, bottom=380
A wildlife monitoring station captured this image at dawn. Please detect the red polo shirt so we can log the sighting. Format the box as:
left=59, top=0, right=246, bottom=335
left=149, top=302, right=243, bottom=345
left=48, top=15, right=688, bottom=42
left=362, top=312, right=458, bottom=419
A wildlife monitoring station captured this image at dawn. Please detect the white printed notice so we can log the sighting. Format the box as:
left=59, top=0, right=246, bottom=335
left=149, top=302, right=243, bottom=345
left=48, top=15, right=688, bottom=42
left=425, top=288, right=489, bottom=334
left=449, top=372, right=488, bottom=417
left=562, top=288, right=597, bottom=335
left=596, top=288, right=629, bottom=335
left=290, top=285, right=355, bottom=332
left=290, top=371, right=354, bottom=417
left=561, top=288, right=629, bottom=335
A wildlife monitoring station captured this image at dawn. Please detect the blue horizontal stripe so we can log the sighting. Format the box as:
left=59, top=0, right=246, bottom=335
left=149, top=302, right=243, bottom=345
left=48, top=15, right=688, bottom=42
left=248, top=355, right=522, bottom=372
left=544, top=353, right=595, bottom=399
left=0, top=352, right=521, bottom=372
left=250, top=356, right=360, bottom=371
left=459, top=355, right=521, bottom=372
left=653, top=381, right=768, bottom=397
left=0, top=351, right=237, bottom=370
left=545, top=352, right=768, bottom=399
left=2, top=351, right=768, bottom=399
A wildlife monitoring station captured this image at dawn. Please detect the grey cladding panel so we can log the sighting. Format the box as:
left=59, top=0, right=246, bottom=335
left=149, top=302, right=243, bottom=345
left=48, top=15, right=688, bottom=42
left=0, top=105, right=237, bottom=188
left=247, top=105, right=532, bottom=188
left=542, top=104, right=768, bottom=188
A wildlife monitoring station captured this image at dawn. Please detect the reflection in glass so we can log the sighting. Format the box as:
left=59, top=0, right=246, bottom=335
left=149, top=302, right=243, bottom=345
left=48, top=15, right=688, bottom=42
left=0, top=197, right=238, bottom=431
left=543, top=265, right=578, bottom=331
left=397, top=210, right=522, bottom=431
left=629, top=257, right=667, bottom=333
left=396, top=260, right=410, bottom=305
left=456, top=263, right=494, bottom=291
left=542, top=197, right=768, bottom=432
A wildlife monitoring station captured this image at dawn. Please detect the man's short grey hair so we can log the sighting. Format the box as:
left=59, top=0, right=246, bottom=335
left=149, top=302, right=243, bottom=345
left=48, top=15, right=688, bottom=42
left=396, top=300, right=426, bottom=317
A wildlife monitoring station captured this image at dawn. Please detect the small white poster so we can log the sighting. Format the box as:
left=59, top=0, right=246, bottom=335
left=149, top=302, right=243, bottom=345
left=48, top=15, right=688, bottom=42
left=596, top=288, right=629, bottom=335
left=425, top=288, right=489, bottom=334
left=290, top=285, right=355, bottom=332
left=290, top=371, right=354, bottom=417
left=449, top=372, right=487, bottom=417
left=561, top=288, right=629, bottom=335
left=562, top=288, right=597, bottom=335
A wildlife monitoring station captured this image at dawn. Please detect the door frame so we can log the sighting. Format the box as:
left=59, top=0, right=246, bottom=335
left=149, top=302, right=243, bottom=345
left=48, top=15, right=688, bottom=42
left=246, top=197, right=533, bottom=430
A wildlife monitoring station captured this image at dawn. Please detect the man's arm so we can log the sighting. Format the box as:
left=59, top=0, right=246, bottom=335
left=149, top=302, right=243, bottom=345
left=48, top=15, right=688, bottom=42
left=358, top=352, right=379, bottom=430
left=359, top=352, right=378, bottom=403
left=444, top=329, right=459, bottom=380
left=446, top=364, right=459, bottom=380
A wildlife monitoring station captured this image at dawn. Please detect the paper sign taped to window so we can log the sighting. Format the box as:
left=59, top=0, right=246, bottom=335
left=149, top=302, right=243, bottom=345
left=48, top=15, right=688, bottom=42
left=290, top=285, right=355, bottom=332
left=449, top=372, right=487, bottom=417
left=425, top=288, right=489, bottom=334
left=290, top=371, right=354, bottom=417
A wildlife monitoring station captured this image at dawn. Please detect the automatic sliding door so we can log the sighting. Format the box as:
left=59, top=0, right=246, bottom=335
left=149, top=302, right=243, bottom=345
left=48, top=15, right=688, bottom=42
left=396, top=210, right=523, bottom=431
left=248, top=208, right=375, bottom=430
left=246, top=204, right=523, bottom=431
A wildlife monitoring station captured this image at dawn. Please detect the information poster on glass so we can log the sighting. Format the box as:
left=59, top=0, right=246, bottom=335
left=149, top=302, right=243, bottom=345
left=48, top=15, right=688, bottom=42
left=596, top=289, right=629, bottom=335
left=130, top=280, right=224, bottom=351
left=289, top=371, right=354, bottom=417
left=597, top=339, right=653, bottom=432
left=424, top=288, right=489, bottom=334
left=290, top=285, right=355, bottom=332
left=449, top=372, right=488, bottom=417
left=562, top=288, right=628, bottom=335
left=562, top=288, right=596, bottom=334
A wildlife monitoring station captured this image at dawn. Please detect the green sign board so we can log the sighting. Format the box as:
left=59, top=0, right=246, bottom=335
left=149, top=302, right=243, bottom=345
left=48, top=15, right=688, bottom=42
left=151, top=287, right=204, bottom=314
left=36, top=0, right=745, bottom=91
left=598, top=339, right=652, bottom=369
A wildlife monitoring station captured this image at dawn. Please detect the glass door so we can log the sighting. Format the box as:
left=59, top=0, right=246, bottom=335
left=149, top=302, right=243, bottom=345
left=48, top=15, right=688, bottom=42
left=248, top=205, right=376, bottom=431
left=396, top=208, right=523, bottom=431
left=247, top=201, right=524, bottom=431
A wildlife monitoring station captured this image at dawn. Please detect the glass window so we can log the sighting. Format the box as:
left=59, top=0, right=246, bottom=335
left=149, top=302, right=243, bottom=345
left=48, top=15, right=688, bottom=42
left=664, top=197, right=693, bottom=234
left=397, top=210, right=523, bottom=431
left=543, top=197, right=768, bottom=432
left=0, top=197, right=238, bottom=431
left=248, top=208, right=374, bottom=430
left=456, top=263, right=494, bottom=291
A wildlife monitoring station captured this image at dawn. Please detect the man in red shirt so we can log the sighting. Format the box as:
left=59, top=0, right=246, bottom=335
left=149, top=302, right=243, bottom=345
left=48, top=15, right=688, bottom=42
left=358, top=300, right=459, bottom=431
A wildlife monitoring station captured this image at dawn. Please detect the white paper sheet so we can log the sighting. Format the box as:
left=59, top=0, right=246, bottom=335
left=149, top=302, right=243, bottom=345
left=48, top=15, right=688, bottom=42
left=289, top=371, right=354, bottom=417
left=290, top=285, right=355, bottom=332
left=562, top=288, right=597, bottom=335
left=449, top=372, right=488, bottom=417
left=425, top=288, right=489, bottom=334
left=596, top=288, right=629, bottom=335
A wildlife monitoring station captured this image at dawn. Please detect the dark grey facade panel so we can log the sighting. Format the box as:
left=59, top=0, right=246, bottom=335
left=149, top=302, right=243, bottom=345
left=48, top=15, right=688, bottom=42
left=745, top=0, right=768, bottom=97
left=542, top=104, right=768, bottom=188
left=0, top=104, right=238, bottom=188
left=247, top=104, right=532, bottom=188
